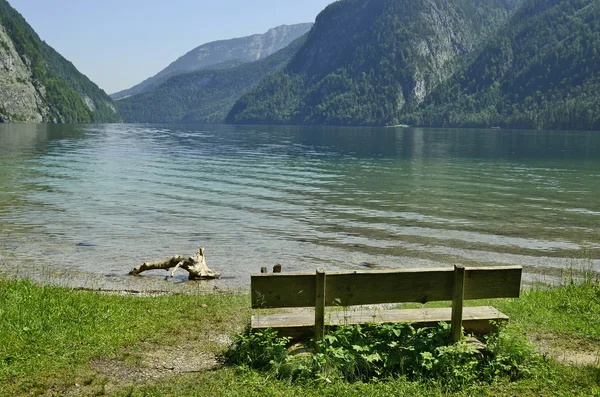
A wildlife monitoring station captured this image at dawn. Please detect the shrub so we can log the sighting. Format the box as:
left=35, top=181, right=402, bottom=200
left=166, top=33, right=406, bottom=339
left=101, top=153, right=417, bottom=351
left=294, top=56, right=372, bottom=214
left=225, top=322, right=547, bottom=389
left=224, top=327, right=290, bottom=371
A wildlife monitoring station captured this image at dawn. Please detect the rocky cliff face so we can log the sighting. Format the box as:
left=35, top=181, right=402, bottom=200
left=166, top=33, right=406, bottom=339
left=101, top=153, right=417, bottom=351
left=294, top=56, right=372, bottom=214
left=174, top=23, right=314, bottom=72
left=405, top=0, right=600, bottom=130
left=0, top=0, right=120, bottom=123
left=0, top=23, right=45, bottom=122
left=111, top=23, right=313, bottom=100
left=227, top=0, right=519, bottom=126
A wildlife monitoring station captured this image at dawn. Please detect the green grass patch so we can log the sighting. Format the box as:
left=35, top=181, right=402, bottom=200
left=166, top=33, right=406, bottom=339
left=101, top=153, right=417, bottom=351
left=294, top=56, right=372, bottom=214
left=1, top=274, right=599, bottom=396
left=0, top=278, right=250, bottom=395
left=99, top=366, right=600, bottom=397
left=497, top=276, right=600, bottom=340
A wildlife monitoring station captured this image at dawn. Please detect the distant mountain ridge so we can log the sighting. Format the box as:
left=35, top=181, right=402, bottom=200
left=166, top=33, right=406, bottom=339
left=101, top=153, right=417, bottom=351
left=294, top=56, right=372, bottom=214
left=117, top=35, right=307, bottom=124
left=0, top=0, right=119, bottom=123
left=111, top=23, right=313, bottom=100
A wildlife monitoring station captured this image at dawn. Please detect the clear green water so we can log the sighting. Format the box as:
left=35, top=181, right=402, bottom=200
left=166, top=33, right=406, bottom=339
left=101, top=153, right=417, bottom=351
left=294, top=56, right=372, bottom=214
left=0, top=124, right=599, bottom=290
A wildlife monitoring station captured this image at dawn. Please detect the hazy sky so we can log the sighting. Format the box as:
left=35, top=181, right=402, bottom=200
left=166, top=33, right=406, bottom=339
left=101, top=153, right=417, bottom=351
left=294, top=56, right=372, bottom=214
left=8, top=0, right=333, bottom=94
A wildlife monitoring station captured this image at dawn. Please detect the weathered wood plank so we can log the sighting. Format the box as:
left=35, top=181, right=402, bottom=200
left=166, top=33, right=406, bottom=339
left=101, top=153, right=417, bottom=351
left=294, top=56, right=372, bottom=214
left=326, top=270, right=454, bottom=306
left=464, top=266, right=522, bottom=299
left=251, top=273, right=315, bottom=308
left=251, top=306, right=508, bottom=338
left=251, top=266, right=522, bottom=308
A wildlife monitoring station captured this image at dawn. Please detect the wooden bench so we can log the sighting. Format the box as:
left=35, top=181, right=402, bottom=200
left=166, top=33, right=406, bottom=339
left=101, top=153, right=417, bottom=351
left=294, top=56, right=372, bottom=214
left=251, top=265, right=522, bottom=342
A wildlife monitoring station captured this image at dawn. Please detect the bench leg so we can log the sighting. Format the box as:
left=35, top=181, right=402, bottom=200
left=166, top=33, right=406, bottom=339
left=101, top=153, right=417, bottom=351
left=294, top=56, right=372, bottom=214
left=451, top=265, right=465, bottom=343
left=315, top=268, right=326, bottom=346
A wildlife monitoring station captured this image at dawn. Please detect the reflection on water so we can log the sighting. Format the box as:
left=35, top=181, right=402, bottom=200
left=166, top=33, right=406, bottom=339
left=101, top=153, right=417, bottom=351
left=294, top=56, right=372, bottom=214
left=0, top=123, right=599, bottom=291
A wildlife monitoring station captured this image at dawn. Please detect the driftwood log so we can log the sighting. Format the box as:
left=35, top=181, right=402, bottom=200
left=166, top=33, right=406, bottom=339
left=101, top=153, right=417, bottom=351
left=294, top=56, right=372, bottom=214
left=129, top=248, right=220, bottom=280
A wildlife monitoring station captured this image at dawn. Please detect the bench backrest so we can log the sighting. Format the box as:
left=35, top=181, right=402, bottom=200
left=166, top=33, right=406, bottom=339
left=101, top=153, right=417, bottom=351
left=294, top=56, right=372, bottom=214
left=251, top=266, right=522, bottom=309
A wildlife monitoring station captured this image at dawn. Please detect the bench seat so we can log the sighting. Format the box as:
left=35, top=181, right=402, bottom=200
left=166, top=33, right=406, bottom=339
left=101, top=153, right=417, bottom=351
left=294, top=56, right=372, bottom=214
left=251, top=266, right=522, bottom=342
left=252, top=306, right=509, bottom=339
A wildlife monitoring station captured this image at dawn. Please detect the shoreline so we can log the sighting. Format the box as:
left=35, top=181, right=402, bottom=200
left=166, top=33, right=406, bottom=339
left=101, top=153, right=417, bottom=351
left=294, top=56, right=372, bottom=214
left=2, top=258, right=598, bottom=295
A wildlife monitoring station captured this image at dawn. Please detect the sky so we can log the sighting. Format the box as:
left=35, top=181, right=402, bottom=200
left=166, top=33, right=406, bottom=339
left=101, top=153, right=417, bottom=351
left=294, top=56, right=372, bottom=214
left=8, top=0, right=333, bottom=94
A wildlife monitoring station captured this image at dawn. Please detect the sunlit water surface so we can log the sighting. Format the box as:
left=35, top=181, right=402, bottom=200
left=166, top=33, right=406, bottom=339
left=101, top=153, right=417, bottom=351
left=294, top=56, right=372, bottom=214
left=0, top=124, right=599, bottom=291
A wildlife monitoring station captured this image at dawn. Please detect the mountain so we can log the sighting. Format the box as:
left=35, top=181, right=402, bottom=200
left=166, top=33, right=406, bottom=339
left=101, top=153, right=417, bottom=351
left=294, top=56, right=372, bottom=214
left=116, top=35, right=307, bottom=124
left=227, top=0, right=521, bottom=126
left=111, top=23, right=313, bottom=100
left=403, top=0, right=600, bottom=130
left=0, top=0, right=119, bottom=123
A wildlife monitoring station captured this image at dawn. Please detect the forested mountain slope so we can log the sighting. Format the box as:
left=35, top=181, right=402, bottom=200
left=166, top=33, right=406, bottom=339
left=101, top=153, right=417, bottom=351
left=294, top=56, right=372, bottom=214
left=227, top=0, right=520, bottom=126
left=111, top=23, right=312, bottom=100
left=117, top=35, right=307, bottom=124
left=403, top=0, right=600, bottom=130
left=0, top=0, right=119, bottom=123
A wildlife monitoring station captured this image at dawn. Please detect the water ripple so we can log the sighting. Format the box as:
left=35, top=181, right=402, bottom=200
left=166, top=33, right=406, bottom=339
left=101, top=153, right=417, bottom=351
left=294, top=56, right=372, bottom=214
left=1, top=124, right=599, bottom=290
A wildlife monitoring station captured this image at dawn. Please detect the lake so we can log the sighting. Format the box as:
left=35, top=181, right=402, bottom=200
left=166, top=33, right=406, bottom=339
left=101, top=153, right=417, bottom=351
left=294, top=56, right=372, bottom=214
left=0, top=123, right=599, bottom=292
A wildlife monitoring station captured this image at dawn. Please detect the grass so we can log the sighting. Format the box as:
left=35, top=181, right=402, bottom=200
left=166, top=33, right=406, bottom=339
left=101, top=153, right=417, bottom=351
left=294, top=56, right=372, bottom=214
left=498, top=276, right=600, bottom=340
left=0, top=278, right=250, bottom=395
left=85, top=366, right=600, bottom=397
left=0, top=273, right=599, bottom=396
